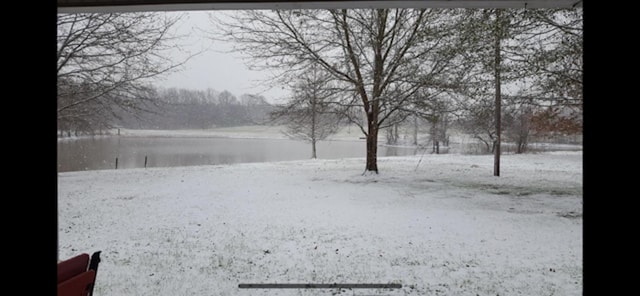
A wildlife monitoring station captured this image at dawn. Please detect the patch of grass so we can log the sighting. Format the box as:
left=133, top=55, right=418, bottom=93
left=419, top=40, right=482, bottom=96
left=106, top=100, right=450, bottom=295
left=556, top=211, right=582, bottom=219
left=456, top=183, right=581, bottom=197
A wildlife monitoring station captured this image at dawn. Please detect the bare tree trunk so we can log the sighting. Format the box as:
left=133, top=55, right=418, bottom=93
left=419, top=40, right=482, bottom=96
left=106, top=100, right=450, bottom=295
left=516, top=141, right=523, bottom=154
left=413, top=115, right=418, bottom=146
left=394, top=124, right=399, bottom=143
left=366, top=102, right=379, bottom=173
left=312, top=138, right=317, bottom=159
left=430, top=118, right=438, bottom=153
left=366, top=125, right=379, bottom=173
left=441, top=117, right=449, bottom=146
left=493, top=10, right=503, bottom=177
left=311, top=95, right=317, bottom=159
left=386, top=124, right=399, bottom=145
left=516, top=133, right=528, bottom=153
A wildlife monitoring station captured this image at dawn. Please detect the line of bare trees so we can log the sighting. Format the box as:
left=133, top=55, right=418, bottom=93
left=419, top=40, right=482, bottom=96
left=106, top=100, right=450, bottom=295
left=115, top=88, right=273, bottom=130
left=210, top=8, right=582, bottom=175
left=57, top=8, right=582, bottom=176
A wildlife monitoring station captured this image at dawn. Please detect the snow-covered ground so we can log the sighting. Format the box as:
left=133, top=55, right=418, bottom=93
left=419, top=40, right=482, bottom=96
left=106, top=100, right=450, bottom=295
left=116, top=125, right=291, bottom=140
left=58, top=151, right=582, bottom=295
left=115, top=125, right=371, bottom=141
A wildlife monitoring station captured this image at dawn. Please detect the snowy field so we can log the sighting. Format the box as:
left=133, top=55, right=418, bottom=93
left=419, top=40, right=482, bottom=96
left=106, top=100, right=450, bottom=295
left=57, top=151, right=582, bottom=295
left=116, top=125, right=291, bottom=140
left=114, top=125, right=369, bottom=142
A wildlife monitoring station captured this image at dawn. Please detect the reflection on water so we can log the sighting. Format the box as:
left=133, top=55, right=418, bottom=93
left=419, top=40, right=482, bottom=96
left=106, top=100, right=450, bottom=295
left=57, top=136, right=419, bottom=172
left=57, top=136, right=581, bottom=172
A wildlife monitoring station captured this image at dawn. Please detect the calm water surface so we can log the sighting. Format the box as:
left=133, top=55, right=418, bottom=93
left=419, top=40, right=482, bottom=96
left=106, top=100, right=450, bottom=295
left=57, top=136, right=419, bottom=172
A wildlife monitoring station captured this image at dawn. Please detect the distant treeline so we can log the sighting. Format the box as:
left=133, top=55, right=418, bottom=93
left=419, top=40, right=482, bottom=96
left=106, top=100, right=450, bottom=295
left=114, top=87, right=275, bottom=130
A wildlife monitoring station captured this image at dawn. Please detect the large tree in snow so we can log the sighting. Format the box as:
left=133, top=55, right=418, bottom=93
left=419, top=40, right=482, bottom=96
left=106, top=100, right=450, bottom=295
left=210, top=9, right=465, bottom=173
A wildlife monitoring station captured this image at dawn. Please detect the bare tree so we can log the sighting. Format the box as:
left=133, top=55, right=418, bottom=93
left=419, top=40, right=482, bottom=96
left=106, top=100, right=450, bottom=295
left=270, top=66, right=342, bottom=159
left=454, top=9, right=547, bottom=175
left=410, top=88, right=455, bottom=154
left=384, top=121, right=401, bottom=145
left=57, top=12, right=189, bottom=135
left=457, top=96, right=498, bottom=154
left=210, top=9, right=464, bottom=173
left=503, top=102, right=534, bottom=154
left=517, top=9, right=583, bottom=108
left=454, top=8, right=582, bottom=169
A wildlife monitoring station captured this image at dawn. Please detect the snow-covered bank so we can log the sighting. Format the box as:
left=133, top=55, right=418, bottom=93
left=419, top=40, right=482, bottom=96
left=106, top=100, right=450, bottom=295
left=116, top=125, right=368, bottom=142
left=58, top=152, right=582, bottom=295
left=117, top=125, right=290, bottom=140
left=71, top=126, right=583, bottom=153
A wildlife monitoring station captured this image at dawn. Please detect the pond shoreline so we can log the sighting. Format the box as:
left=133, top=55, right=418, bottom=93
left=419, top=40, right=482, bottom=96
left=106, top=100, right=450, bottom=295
left=57, top=126, right=582, bottom=173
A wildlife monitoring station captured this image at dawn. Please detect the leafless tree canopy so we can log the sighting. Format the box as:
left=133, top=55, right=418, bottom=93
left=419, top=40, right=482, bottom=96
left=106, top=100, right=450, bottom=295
left=270, top=66, right=343, bottom=159
left=522, top=9, right=583, bottom=107
left=210, top=9, right=467, bottom=172
left=448, top=8, right=581, bottom=175
left=57, top=12, right=187, bottom=133
left=205, top=8, right=581, bottom=173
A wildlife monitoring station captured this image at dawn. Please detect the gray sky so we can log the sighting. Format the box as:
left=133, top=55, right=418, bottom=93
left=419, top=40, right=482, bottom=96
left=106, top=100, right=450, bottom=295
left=155, top=11, right=290, bottom=103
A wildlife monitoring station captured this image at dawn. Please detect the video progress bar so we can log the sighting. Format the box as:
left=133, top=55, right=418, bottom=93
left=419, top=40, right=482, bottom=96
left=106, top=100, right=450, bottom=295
left=239, top=283, right=402, bottom=289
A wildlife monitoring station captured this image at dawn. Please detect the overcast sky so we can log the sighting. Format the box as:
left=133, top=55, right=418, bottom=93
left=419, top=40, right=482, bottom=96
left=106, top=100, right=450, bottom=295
left=155, top=11, right=290, bottom=103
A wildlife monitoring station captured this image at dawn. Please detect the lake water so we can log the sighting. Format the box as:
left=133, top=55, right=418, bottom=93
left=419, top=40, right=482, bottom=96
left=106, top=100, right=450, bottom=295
left=57, top=135, right=583, bottom=172
left=57, top=136, right=420, bottom=172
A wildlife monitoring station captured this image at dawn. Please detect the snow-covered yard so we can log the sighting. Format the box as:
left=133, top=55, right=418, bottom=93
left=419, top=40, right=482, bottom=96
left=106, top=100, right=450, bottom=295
left=57, top=151, right=582, bottom=295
